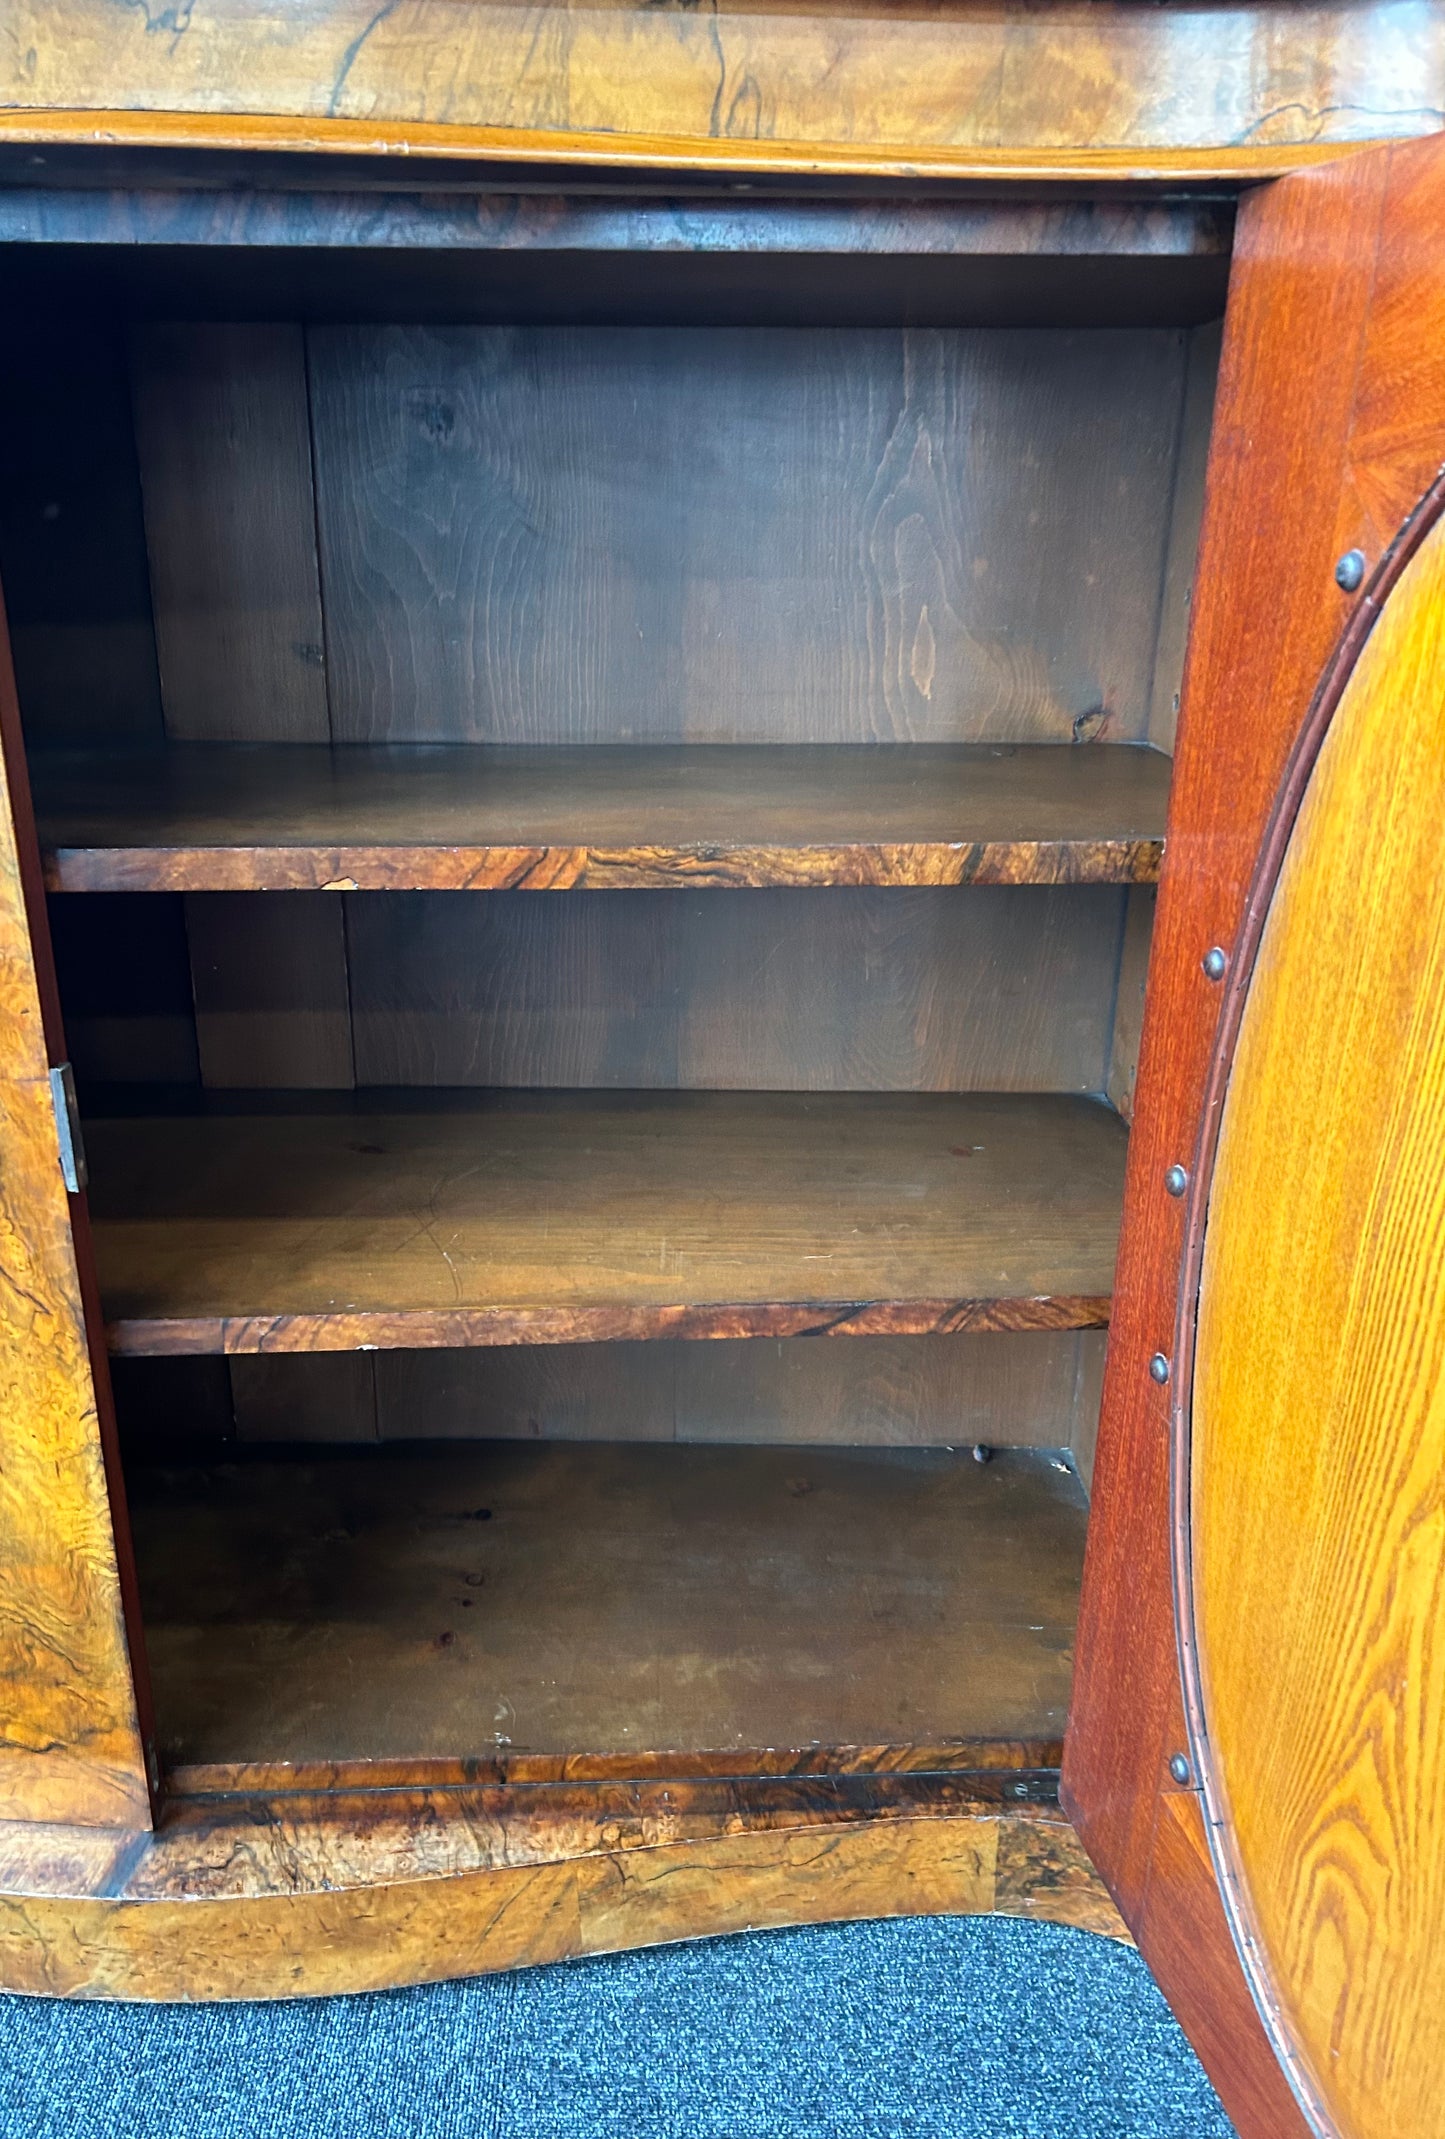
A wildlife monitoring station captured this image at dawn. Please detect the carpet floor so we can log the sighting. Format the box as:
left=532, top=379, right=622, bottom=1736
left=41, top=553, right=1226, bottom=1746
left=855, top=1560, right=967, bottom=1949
left=0, top=1915, right=1237, bottom=2138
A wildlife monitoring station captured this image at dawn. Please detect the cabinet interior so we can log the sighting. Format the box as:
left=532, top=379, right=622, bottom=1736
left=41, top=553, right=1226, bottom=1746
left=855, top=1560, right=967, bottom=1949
left=0, top=193, right=1224, bottom=1785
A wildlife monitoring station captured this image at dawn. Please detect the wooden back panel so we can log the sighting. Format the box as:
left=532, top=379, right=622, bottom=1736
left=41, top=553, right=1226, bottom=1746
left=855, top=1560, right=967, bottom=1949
left=307, top=324, right=1183, bottom=747
left=122, top=317, right=1192, bottom=1101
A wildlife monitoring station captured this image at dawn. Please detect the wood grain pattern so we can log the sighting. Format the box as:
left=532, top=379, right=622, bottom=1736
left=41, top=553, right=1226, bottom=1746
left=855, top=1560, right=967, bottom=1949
left=362, top=1331, right=1107, bottom=1453
left=0, top=1782, right=1122, bottom=2002
left=346, top=887, right=1127, bottom=1096
left=1189, top=507, right=1445, bottom=2139
left=0, top=3, right=1438, bottom=163
left=1064, top=129, right=1445, bottom=2139
left=34, top=743, right=1170, bottom=893
left=0, top=191, right=1231, bottom=268
left=1136, top=1793, right=1312, bottom=2139
left=0, top=120, right=1393, bottom=188
left=213, top=1330, right=1105, bottom=1461
left=165, top=1747, right=1065, bottom=1795
left=0, top=592, right=151, bottom=1827
left=309, top=325, right=1186, bottom=747
left=130, top=324, right=329, bottom=746
left=126, top=1442, right=1088, bottom=1765
left=84, top=1090, right=1125, bottom=1355
left=0, top=196, right=1232, bottom=333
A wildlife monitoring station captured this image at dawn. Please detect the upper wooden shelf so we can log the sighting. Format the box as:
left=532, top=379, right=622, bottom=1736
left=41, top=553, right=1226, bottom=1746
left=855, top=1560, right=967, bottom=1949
left=33, top=743, right=1169, bottom=894
left=87, top=1089, right=1126, bottom=1355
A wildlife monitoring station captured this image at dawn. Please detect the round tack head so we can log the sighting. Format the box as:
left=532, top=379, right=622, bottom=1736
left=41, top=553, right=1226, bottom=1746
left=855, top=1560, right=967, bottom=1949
left=971, top=1443, right=993, bottom=1465
left=1149, top=1352, right=1171, bottom=1385
left=1169, top=1753, right=1192, bottom=1786
left=1202, top=945, right=1228, bottom=982
left=1334, top=548, right=1366, bottom=593
left=1164, top=1164, right=1189, bottom=1198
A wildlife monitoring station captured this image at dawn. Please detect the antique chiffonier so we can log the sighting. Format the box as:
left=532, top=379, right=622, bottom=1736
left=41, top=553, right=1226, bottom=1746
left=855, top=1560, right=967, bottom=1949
left=0, top=8, right=1440, bottom=2137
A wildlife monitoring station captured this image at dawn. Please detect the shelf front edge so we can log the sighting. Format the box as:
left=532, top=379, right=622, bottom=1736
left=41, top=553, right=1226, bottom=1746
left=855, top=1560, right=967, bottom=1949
left=104, top=1293, right=1112, bottom=1355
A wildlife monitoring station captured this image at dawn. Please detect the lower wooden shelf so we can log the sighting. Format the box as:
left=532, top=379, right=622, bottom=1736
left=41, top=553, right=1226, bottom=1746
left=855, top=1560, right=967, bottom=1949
left=126, top=1441, right=1088, bottom=1771
left=87, top=1088, right=1126, bottom=1352
left=0, top=1440, right=1119, bottom=2001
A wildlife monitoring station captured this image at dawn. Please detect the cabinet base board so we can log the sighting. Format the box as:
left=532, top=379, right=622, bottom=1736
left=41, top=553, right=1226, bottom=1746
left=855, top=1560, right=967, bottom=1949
left=0, top=1773, right=1126, bottom=2001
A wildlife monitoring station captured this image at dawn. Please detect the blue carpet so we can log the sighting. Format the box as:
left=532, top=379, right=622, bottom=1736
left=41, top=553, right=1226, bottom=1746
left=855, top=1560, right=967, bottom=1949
left=0, top=1915, right=1236, bottom=2139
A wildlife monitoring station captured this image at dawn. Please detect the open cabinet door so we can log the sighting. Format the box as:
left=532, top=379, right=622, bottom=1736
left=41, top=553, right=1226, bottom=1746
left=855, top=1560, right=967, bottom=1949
left=1063, top=130, right=1445, bottom=2139
left=0, top=587, right=154, bottom=1829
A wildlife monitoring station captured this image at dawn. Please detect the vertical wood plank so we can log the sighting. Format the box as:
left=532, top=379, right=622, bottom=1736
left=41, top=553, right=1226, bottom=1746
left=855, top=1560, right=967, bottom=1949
left=1068, top=1330, right=1109, bottom=1492
left=1105, top=887, right=1155, bottom=1122
left=1147, top=323, right=1221, bottom=753
left=130, top=323, right=329, bottom=744
left=186, top=894, right=355, bottom=1091
left=0, top=585, right=151, bottom=1827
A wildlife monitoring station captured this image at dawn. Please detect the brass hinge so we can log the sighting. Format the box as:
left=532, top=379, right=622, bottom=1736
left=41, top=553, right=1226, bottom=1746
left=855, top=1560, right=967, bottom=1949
left=48, top=1062, right=88, bottom=1194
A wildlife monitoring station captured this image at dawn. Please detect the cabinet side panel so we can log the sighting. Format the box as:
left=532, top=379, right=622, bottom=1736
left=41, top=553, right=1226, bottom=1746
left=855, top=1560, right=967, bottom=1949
left=1067, top=129, right=1445, bottom=2139
left=0, top=591, right=150, bottom=1827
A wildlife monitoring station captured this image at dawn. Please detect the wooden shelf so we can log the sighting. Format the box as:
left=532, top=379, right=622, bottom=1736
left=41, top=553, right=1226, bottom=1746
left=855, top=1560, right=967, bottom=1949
left=126, top=1441, right=1089, bottom=1768
left=33, top=743, right=1170, bottom=893
left=88, top=1090, right=1126, bottom=1354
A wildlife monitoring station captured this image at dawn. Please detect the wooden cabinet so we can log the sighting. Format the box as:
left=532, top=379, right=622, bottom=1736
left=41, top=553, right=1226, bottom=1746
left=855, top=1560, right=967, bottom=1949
left=0, top=22, right=1441, bottom=2135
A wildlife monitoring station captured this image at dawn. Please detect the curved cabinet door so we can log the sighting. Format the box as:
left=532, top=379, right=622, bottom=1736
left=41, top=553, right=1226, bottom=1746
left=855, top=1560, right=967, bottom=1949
left=1064, top=125, right=1445, bottom=2139
left=1188, top=501, right=1445, bottom=2139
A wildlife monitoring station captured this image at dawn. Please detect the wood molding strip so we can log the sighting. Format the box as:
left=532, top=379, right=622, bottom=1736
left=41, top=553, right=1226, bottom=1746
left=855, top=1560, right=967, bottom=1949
left=0, top=110, right=1383, bottom=187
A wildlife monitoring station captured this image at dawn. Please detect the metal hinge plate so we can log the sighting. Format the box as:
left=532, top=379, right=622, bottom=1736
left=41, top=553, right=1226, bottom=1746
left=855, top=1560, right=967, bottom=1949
left=48, top=1062, right=87, bottom=1194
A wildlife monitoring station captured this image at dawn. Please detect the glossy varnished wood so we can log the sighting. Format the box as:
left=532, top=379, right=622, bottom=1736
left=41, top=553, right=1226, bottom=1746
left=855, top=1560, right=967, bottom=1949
left=88, top=1090, right=1124, bottom=1354
left=0, top=1780, right=1122, bottom=2002
left=127, top=1443, right=1088, bottom=1766
left=1064, top=130, right=1445, bottom=2139
left=0, top=595, right=151, bottom=1827
left=35, top=743, right=1170, bottom=894
left=1189, top=509, right=1445, bottom=2139
left=0, top=2, right=1438, bottom=165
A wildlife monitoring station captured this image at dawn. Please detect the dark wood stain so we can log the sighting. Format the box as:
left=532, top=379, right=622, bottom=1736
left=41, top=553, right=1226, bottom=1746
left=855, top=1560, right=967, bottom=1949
left=346, top=886, right=1127, bottom=1096
left=84, top=1090, right=1126, bottom=1355
left=125, top=1441, right=1089, bottom=1766
left=309, top=325, right=1187, bottom=747
left=35, top=741, right=1169, bottom=893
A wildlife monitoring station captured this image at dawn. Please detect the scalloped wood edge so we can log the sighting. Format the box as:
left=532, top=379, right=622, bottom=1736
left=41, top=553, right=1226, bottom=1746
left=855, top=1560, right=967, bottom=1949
left=0, top=1790, right=1126, bottom=2001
